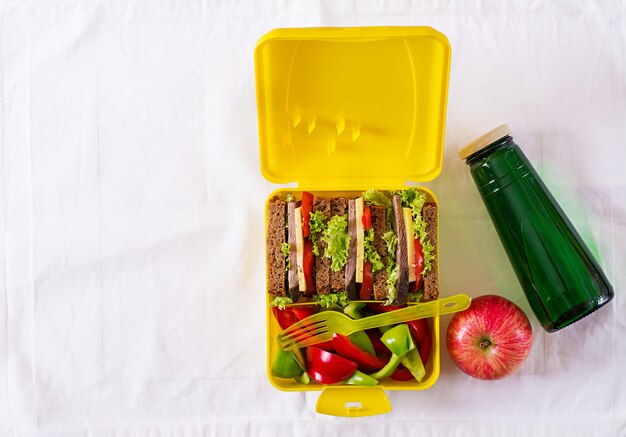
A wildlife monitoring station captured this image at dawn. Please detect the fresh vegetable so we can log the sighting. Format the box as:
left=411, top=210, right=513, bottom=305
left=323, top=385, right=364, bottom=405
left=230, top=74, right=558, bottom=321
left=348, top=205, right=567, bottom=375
left=362, top=189, right=392, bottom=209
left=294, top=371, right=311, bottom=384
left=272, top=347, right=305, bottom=379
left=322, top=215, right=351, bottom=272
left=343, top=302, right=366, bottom=320
left=302, top=239, right=315, bottom=293
left=360, top=261, right=373, bottom=300
left=379, top=324, right=425, bottom=382
left=309, top=210, right=326, bottom=256
left=408, top=318, right=431, bottom=365
left=281, top=243, right=291, bottom=272
left=366, top=329, right=390, bottom=358
left=410, top=238, right=425, bottom=292
left=362, top=206, right=372, bottom=229
left=332, top=333, right=387, bottom=372
left=391, top=365, right=414, bottom=381
left=345, top=370, right=378, bottom=386
left=348, top=331, right=376, bottom=355
left=364, top=230, right=384, bottom=273
left=382, top=231, right=399, bottom=305
left=306, top=347, right=358, bottom=384
left=272, top=306, right=316, bottom=330
left=301, top=191, right=314, bottom=237
left=269, top=296, right=293, bottom=310
left=447, top=295, right=533, bottom=380
left=314, top=291, right=349, bottom=308
left=366, top=303, right=432, bottom=365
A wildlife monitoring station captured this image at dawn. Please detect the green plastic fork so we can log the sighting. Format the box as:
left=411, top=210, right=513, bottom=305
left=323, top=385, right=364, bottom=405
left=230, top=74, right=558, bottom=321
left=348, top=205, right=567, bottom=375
left=278, top=294, right=471, bottom=351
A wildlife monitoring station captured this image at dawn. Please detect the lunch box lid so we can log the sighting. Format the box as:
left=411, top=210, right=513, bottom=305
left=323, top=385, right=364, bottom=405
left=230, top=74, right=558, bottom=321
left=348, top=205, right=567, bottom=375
left=254, top=26, right=451, bottom=188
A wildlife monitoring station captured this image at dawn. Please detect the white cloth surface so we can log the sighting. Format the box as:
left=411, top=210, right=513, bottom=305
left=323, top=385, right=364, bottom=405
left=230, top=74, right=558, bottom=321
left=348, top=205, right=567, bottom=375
left=1, top=0, right=625, bottom=435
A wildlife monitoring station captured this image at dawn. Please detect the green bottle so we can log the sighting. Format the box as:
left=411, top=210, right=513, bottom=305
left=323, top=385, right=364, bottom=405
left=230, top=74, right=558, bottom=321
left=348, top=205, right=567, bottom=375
left=460, top=125, right=613, bottom=332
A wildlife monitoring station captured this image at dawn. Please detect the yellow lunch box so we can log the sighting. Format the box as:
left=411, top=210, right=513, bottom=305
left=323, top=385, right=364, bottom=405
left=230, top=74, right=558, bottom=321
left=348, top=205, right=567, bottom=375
left=255, top=26, right=451, bottom=417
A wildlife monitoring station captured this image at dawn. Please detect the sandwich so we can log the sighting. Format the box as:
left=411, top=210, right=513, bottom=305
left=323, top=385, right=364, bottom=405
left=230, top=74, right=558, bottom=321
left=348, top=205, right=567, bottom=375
left=266, top=188, right=438, bottom=307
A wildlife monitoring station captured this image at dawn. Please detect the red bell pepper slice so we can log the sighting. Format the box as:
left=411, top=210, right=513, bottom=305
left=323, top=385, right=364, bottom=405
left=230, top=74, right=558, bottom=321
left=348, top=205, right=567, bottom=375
left=362, top=206, right=372, bottom=230
left=306, top=347, right=358, bottom=384
left=272, top=306, right=334, bottom=351
left=407, top=318, right=431, bottom=365
left=303, top=239, right=316, bottom=293
left=332, top=333, right=387, bottom=372
left=272, top=306, right=316, bottom=330
left=391, top=364, right=415, bottom=381
left=360, top=261, right=373, bottom=300
left=366, top=329, right=390, bottom=358
left=301, top=191, right=314, bottom=237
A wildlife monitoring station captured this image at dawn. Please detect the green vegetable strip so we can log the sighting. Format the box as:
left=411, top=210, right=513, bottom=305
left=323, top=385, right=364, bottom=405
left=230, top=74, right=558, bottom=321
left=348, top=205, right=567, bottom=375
left=322, top=215, right=351, bottom=272
left=269, top=296, right=293, bottom=310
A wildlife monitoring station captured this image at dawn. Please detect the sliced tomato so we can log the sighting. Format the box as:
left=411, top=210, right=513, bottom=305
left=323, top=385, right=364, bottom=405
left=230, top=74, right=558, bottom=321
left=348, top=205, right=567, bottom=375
left=362, top=206, right=372, bottom=230
left=301, top=191, right=314, bottom=237
left=303, top=239, right=316, bottom=293
left=411, top=238, right=425, bottom=292
left=360, top=261, right=373, bottom=300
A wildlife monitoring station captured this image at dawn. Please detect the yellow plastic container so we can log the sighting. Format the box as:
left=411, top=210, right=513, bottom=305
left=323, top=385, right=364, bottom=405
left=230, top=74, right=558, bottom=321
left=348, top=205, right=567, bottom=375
left=255, top=26, right=451, bottom=417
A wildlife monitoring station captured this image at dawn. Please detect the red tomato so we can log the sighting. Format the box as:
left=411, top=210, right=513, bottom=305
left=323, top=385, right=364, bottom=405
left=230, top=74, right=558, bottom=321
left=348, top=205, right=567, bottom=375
left=301, top=191, right=314, bottom=237
left=362, top=206, right=372, bottom=230
left=360, top=261, right=373, bottom=299
left=303, top=239, right=316, bottom=293
left=411, top=238, right=424, bottom=292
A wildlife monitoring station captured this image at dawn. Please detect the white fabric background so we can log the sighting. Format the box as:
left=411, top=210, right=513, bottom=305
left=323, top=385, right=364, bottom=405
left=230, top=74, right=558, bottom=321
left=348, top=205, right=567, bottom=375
left=1, top=0, right=624, bottom=435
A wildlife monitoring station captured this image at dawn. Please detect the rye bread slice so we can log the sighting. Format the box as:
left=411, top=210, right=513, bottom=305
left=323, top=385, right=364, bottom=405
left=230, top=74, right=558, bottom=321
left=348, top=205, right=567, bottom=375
left=392, top=195, right=409, bottom=305
left=422, top=202, right=439, bottom=301
left=371, top=205, right=388, bottom=300
left=345, top=198, right=357, bottom=299
left=330, top=197, right=347, bottom=292
left=266, top=197, right=286, bottom=296
left=313, top=196, right=331, bottom=294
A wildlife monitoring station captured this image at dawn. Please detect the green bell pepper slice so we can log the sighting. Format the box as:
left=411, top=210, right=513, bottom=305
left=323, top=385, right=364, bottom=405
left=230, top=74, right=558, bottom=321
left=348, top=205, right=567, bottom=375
left=345, top=370, right=378, bottom=386
left=271, top=342, right=305, bottom=379
left=369, top=323, right=425, bottom=381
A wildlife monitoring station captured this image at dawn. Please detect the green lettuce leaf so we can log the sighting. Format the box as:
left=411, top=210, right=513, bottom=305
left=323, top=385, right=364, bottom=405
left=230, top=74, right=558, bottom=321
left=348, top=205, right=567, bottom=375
left=314, top=291, right=349, bottom=308
left=382, top=231, right=399, bottom=305
left=281, top=242, right=291, bottom=272
left=309, top=210, right=326, bottom=256
left=362, top=189, right=391, bottom=209
left=322, top=215, right=351, bottom=272
left=269, top=296, right=293, bottom=310
left=364, top=229, right=384, bottom=273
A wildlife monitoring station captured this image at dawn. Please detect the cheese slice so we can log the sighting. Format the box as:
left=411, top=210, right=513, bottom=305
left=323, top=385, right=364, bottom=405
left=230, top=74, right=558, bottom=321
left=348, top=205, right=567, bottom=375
left=403, top=207, right=416, bottom=282
left=356, top=197, right=364, bottom=283
left=294, top=207, right=306, bottom=292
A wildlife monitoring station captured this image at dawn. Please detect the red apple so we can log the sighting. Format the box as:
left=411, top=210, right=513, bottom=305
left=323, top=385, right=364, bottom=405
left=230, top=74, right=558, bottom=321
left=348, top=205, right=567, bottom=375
left=446, top=295, right=532, bottom=380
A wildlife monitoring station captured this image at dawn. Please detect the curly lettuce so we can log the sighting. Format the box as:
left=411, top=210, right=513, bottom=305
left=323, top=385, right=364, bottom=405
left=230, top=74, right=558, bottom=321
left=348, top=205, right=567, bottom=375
left=314, top=291, right=349, bottom=308
left=269, top=296, right=293, bottom=310
left=309, top=210, right=326, bottom=256
left=382, top=231, right=399, bottom=305
left=322, top=215, right=351, bottom=272
left=364, top=229, right=384, bottom=273
left=399, top=187, right=435, bottom=274
left=281, top=242, right=291, bottom=272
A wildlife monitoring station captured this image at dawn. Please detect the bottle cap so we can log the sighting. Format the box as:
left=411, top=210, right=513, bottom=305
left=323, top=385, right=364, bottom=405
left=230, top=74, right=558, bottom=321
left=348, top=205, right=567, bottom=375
left=458, top=124, right=511, bottom=160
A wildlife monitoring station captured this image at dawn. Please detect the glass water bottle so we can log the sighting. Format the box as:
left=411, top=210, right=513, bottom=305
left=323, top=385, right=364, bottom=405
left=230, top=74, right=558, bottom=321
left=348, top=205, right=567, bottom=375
left=460, top=125, right=613, bottom=332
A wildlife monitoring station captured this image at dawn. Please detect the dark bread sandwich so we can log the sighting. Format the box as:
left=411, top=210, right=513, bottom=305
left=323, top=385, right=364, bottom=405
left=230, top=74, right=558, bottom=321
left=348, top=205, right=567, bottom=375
left=266, top=188, right=438, bottom=307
